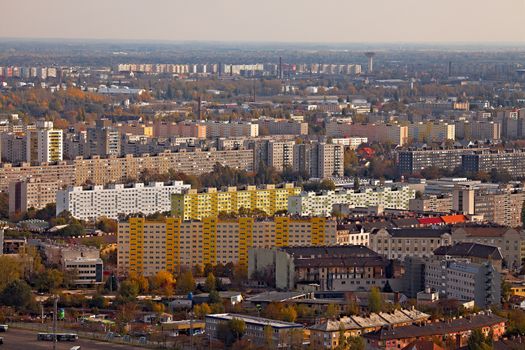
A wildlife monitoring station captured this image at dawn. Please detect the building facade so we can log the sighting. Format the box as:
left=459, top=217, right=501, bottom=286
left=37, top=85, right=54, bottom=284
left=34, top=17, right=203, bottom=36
left=205, top=314, right=303, bottom=348
left=248, top=245, right=391, bottom=291
left=288, top=186, right=415, bottom=217
left=452, top=226, right=524, bottom=268
left=117, top=216, right=337, bottom=277
left=8, top=178, right=60, bottom=214
left=369, top=228, right=452, bottom=260
left=57, top=181, right=190, bottom=220
left=425, top=259, right=501, bottom=308
left=171, top=184, right=301, bottom=221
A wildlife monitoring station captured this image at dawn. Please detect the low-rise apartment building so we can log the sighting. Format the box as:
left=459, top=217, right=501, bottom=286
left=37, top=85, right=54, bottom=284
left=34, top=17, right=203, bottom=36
left=369, top=228, right=452, bottom=260
left=117, top=216, right=337, bottom=277
left=205, top=314, right=303, bottom=348
left=452, top=226, right=524, bottom=269
left=364, top=313, right=506, bottom=350
left=309, top=309, right=430, bottom=350
left=461, top=149, right=525, bottom=179
left=257, top=118, right=308, bottom=135
left=325, top=122, right=408, bottom=146
left=248, top=245, right=391, bottom=291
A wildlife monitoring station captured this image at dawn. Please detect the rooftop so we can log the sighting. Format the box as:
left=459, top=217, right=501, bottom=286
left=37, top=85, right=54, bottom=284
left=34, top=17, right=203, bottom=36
left=205, top=313, right=303, bottom=329
left=433, top=242, right=503, bottom=261
left=364, top=313, right=505, bottom=341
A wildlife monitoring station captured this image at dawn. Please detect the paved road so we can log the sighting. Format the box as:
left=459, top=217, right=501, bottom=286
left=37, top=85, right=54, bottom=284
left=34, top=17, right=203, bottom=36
left=0, top=328, right=148, bottom=350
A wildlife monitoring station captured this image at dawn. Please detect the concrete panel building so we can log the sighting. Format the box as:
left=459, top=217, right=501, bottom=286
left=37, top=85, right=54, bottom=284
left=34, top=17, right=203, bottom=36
left=57, top=181, right=190, bottom=220
left=172, top=184, right=301, bottom=221
left=288, top=186, right=415, bottom=217
left=117, top=216, right=337, bottom=277
left=8, top=178, right=60, bottom=214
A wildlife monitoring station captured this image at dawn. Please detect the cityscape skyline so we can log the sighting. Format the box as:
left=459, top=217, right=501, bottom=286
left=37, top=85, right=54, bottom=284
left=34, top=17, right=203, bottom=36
left=1, top=0, right=524, bottom=43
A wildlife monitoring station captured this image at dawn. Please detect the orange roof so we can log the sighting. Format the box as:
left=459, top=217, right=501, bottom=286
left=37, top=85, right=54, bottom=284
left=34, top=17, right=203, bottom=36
left=441, top=214, right=467, bottom=224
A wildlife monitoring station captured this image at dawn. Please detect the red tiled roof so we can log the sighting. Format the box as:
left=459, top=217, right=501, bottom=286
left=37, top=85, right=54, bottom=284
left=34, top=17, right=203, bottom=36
left=417, top=217, right=443, bottom=225
left=441, top=214, right=467, bottom=224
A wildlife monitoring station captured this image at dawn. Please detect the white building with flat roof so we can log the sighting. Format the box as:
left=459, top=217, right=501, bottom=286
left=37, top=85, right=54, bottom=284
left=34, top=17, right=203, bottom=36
left=56, top=181, right=190, bottom=220
left=288, top=186, right=415, bottom=217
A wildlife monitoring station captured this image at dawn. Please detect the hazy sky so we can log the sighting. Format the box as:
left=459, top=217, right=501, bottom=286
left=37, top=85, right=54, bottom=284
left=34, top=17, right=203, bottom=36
left=1, top=0, right=524, bottom=43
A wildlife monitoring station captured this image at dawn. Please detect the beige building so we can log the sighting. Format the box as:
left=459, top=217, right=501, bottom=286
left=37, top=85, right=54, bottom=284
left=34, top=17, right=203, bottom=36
left=257, top=118, right=308, bottom=136
left=452, top=226, right=524, bottom=269
left=8, top=178, right=60, bottom=214
left=267, top=141, right=295, bottom=171
left=117, top=216, right=337, bottom=277
left=0, top=161, right=75, bottom=192
left=408, top=194, right=452, bottom=213
left=325, top=122, right=408, bottom=146
left=369, top=228, right=452, bottom=260
left=203, top=121, right=259, bottom=138
left=0, top=149, right=254, bottom=192
left=73, top=149, right=254, bottom=185
left=453, top=185, right=525, bottom=227
left=408, top=121, right=455, bottom=143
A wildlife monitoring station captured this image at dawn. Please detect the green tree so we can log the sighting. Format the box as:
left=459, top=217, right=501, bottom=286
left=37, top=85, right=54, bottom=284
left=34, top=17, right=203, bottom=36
left=119, top=280, right=139, bottom=300
left=34, top=269, right=64, bottom=293
left=0, top=256, right=23, bottom=291
left=467, top=328, right=492, bottom=350
left=348, top=336, right=365, bottom=350
left=281, top=305, right=298, bottom=322
left=205, top=272, right=217, bottom=292
left=326, top=303, right=339, bottom=319
left=218, top=318, right=246, bottom=347
left=176, top=270, right=195, bottom=294
left=208, top=289, right=221, bottom=304
left=0, top=280, right=33, bottom=310
left=368, top=287, right=383, bottom=313
left=194, top=303, right=212, bottom=319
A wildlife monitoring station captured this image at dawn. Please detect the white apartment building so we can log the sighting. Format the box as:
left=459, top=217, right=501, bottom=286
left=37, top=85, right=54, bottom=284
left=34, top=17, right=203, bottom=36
left=63, top=257, right=104, bottom=286
left=331, top=137, right=368, bottom=149
left=26, top=121, right=63, bottom=163
left=56, top=181, right=190, bottom=220
left=337, top=228, right=370, bottom=246
left=288, top=186, right=415, bottom=217
left=424, top=259, right=500, bottom=308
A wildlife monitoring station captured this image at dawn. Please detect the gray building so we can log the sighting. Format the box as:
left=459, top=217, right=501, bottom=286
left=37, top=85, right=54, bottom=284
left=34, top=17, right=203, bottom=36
left=425, top=259, right=500, bottom=308
left=86, top=119, right=120, bottom=157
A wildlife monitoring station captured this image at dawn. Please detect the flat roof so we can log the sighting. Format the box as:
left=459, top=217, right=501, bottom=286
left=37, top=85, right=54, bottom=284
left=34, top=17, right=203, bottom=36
left=206, top=313, right=303, bottom=329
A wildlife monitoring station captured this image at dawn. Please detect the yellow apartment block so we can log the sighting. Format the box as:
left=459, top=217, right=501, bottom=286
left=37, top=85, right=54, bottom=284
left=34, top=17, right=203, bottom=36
left=117, top=216, right=336, bottom=277
left=171, top=184, right=301, bottom=221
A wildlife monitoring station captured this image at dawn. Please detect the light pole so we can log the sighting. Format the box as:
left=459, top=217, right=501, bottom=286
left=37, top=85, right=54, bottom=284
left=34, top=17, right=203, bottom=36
left=53, top=295, right=58, bottom=350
